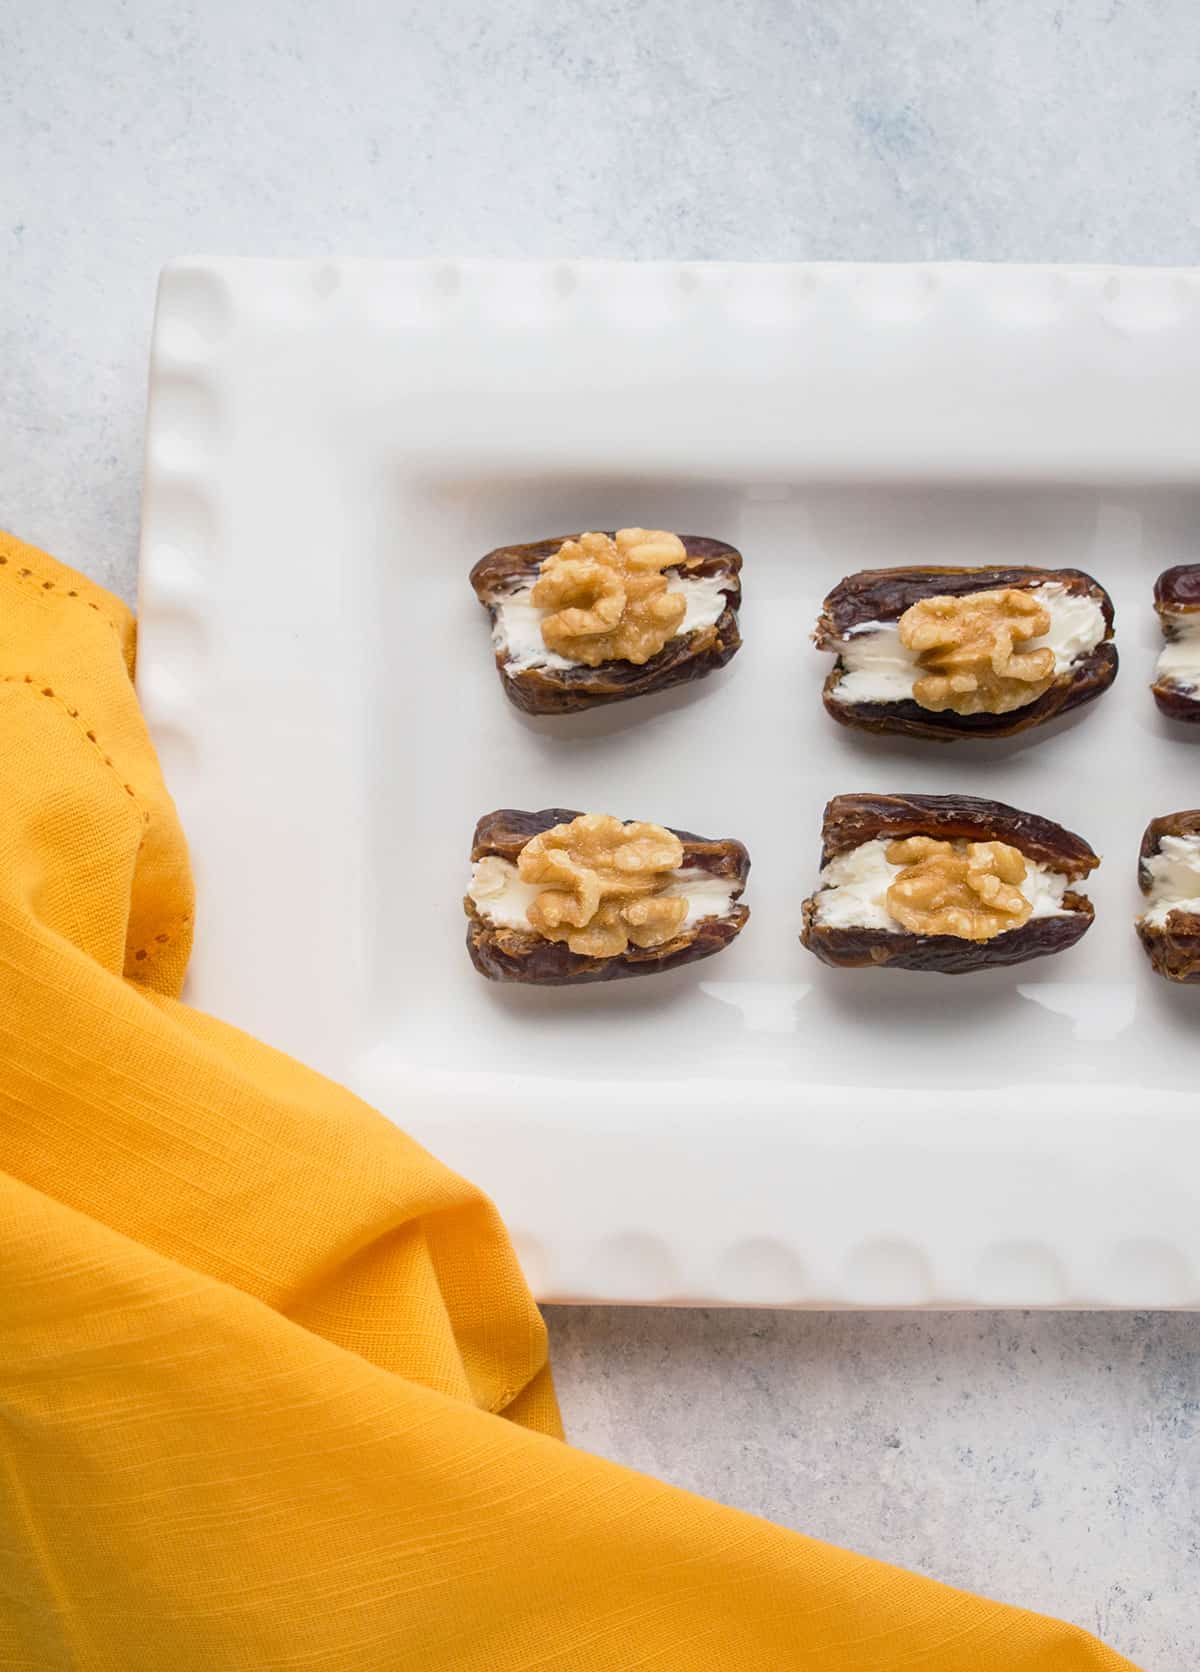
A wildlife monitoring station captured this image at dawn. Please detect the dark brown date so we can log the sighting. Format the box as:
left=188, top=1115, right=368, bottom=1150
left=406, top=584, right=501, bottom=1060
left=470, top=535, right=742, bottom=715
left=814, top=565, right=1117, bottom=741
left=1151, top=566, right=1200, bottom=723
left=1136, top=809, right=1200, bottom=982
left=466, top=808, right=750, bottom=985
left=800, top=793, right=1097, bottom=976
left=1155, top=567, right=1200, bottom=610
left=816, top=792, right=1099, bottom=873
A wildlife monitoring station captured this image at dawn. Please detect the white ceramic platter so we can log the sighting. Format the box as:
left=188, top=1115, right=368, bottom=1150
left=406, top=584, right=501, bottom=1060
left=139, top=260, right=1200, bottom=1308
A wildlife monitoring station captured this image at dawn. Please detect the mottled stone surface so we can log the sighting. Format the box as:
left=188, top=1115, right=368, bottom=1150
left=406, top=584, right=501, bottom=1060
left=5, top=3, right=1200, bottom=1665
left=548, top=1308, right=1198, bottom=1665
left=8, top=0, right=1200, bottom=605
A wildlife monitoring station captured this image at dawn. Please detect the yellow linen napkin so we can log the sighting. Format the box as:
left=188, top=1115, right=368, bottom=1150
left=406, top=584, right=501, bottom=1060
left=0, top=528, right=1136, bottom=1670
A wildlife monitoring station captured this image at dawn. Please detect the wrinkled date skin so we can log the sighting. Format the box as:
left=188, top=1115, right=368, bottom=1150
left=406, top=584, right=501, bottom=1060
left=1137, top=809, right=1200, bottom=982
left=466, top=808, right=751, bottom=984
left=1151, top=566, right=1200, bottom=723
left=814, top=565, right=1117, bottom=741
left=800, top=792, right=1098, bottom=975
left=470, top=535, right=743, bottom=715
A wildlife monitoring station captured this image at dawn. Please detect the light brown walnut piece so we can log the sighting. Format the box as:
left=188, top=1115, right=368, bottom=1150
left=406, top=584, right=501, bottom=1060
left=532, top=529, right=689, bottom=666
left=884, top=836, right=1033, bottom=941
left=899, top=589, right=1055, bottom=715
left=518, top=812, right=688, bottom=957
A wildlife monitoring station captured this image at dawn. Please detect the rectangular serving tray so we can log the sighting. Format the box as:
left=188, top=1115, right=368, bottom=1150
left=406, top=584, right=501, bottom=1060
left=138, top=259, right=1200, bottom=1307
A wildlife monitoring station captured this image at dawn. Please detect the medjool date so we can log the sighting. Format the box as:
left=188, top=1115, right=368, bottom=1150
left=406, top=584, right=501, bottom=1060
left=800, top=793, right=1098, bottom=975
left=1151, top=566, right=1200, bottom=722
left=1136, top=810, right=1200, bottom=981
left=466, top=807, right=750, bottom=984
left=814, top=565, right=1116, bottom=741
left=471, top=531, right=742, bottom=715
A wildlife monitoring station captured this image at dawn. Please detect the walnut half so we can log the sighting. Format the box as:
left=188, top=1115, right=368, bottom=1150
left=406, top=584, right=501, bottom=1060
left=519, top=813, right=688, bottom=957
left=532, top=529, right=688, bottom=666
left=885, top=836, right=1032, bottom=941
left=899, top=588, right=1055, bottom=715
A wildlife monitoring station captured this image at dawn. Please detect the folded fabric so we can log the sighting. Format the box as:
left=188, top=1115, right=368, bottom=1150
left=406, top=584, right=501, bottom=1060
left=0, top=528, right=1137, bottom=1669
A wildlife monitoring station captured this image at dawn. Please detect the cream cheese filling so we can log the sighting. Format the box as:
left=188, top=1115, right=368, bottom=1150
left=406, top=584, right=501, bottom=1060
left=828, top=583, right=1107, bottom=707
left=491, top=571, right=731, bottom=674
left=1140, top=834, right=1200, bottom=927
left=468, top=857, right=737, bottom=932
left=811, top=838, right=1072, bottom=934
left=1155, top=611, right=1200, bottom=695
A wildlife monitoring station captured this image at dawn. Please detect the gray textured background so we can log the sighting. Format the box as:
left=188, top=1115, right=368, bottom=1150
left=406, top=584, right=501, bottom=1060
left=4, top=2, right=1199, bottom=1665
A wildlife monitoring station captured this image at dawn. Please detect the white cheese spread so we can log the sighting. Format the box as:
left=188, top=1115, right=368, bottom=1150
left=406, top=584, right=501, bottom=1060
left=811, top=838, right=1071, bottom=933
left=467, top=857, right=737, bottom=930
left=1155, top=612, right=1200, bottom=695
left=491, top=571, right=730, bottom=674
left=1140, top=834, right=1200, bottom=927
